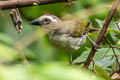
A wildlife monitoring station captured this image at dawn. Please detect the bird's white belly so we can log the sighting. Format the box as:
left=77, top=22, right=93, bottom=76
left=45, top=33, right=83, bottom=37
left=48, top=34, right=86, bottom=50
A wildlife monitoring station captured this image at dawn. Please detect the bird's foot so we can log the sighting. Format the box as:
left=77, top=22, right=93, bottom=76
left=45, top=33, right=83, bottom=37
left=91, top=41, right=100, bottom=50
left=87, top=35, right=100, bottom=50
left=69, top=52, right=73, bottom=65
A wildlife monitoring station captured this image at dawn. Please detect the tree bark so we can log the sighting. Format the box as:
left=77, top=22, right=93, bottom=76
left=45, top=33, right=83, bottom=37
left=0, top=0, right=68, bottom=10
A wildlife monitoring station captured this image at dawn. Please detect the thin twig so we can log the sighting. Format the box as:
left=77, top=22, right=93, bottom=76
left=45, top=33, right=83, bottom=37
left=113, top=46, right=120, bottom=49
left=74, top=61, right=85, bottom=65
left=112, top=47, right=120, bottom=69
left=98, top=46, right=111, bottom=61
left=84, top=0, right=120, bottom=68
left=104, top=37, right=120, bottom=70
left=92, top=59, right=96, bottom=73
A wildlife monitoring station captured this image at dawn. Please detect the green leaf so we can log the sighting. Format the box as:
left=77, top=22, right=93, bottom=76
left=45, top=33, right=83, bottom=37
left=0, top=32, right=14, bottom=46
left=95, top=19, right=103, bottom=28
left=95, top=65, right=112, bottom=80
left=0, top=43, right=18, bottom=63
left=0, top=63, right=105, bottom=80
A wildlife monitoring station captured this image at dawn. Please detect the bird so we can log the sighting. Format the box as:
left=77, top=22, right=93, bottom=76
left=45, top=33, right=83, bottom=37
left=30, top=14, right=99, bottom=65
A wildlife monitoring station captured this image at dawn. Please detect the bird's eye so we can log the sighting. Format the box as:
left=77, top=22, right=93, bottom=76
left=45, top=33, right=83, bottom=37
left=42, top=18, right=51, bottom=25
left=44, top=18, right=50, bottom=22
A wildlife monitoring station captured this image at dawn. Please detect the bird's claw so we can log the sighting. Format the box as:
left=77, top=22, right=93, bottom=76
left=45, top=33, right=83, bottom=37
left=69, top=52, right=73, bottom=65
left=91, top=41, right=100, bottom=50
left=87, top=35, right=100, bottom=50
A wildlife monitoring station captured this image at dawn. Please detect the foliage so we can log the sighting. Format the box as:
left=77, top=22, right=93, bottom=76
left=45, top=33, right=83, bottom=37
left=0, top=0, right=120, bottom=80
left=0, top=63, right=104, bottom=80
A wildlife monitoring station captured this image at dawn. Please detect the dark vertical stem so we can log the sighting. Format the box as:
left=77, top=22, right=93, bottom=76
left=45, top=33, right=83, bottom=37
left=84, top=0, right=120, bottom=68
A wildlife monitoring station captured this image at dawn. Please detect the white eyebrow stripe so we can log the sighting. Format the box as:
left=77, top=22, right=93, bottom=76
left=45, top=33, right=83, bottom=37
left=40, top=15, right=58, bottom=23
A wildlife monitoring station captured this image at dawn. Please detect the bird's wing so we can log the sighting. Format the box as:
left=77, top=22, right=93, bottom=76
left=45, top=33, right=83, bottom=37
left=68, top=19, right=88, bottom=37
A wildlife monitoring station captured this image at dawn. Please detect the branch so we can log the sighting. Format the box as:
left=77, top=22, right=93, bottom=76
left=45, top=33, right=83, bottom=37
left=84, top=0, right=120, bottom=69
left=104, top=37, right=120, bottom=69
left=0, top=0, right=69, bottom=10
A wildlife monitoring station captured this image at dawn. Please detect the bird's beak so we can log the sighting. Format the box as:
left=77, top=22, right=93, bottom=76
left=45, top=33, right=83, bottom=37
left=30, top=18, right=40, bottom=25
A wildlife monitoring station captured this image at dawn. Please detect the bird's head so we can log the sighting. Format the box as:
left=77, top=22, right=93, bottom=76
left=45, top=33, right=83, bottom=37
left=30, top=14, right=61, bottom=27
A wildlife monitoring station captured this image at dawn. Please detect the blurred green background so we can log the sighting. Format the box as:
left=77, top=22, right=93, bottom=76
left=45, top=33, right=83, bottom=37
left=0, top=0, right=120, bottom=80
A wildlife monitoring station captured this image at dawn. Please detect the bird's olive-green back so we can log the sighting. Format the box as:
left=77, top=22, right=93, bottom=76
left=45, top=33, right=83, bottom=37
left=69, top=19, right=88, bottom=37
